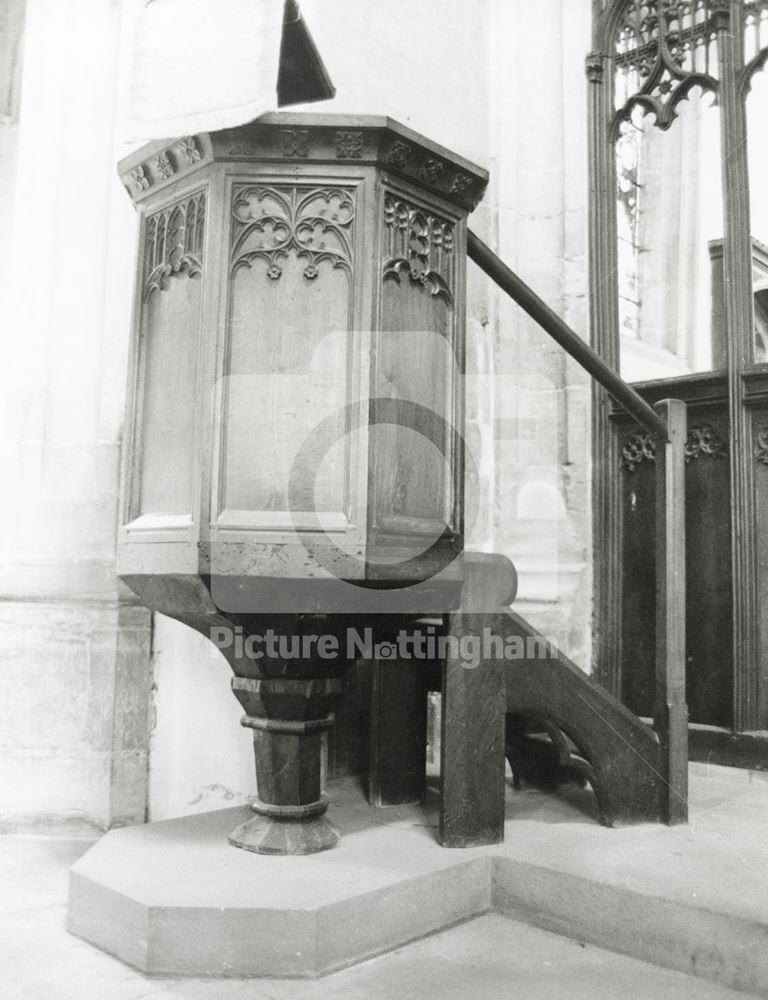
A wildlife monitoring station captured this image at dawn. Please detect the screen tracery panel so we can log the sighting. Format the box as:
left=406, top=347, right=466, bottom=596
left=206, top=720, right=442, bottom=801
left=611, top=2, right=724, bottom=381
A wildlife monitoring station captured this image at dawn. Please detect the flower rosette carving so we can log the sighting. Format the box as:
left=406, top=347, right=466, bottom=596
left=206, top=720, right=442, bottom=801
left=622, top=431, right=657, bottom=471
left=130, top=165, right=150, bottom=193
left=153, top=151, right=175, bottom=179
left=282, top=128, right=310, bottom=158
left=335, top=130, right=363, bottom=159
left=231, top=185, right=355, bottom=282
left=450, top=172, right=473, bottom=197
left=177, top=136, right=202, bottom=166
left=385, top=140, right=411, bottom=170
left=684, top=424, right=727, bottom=462
left=621, top=421, right=727, bottom=472
left=420, top=159, right=444, bottom=185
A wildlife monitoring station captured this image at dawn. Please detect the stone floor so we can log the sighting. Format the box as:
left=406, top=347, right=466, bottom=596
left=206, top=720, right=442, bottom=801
left=4, top=761, right=768, bottom=998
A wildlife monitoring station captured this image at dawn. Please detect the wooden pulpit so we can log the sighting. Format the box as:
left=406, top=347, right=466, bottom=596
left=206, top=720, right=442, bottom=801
left=117, top=113, right=488, bottom=853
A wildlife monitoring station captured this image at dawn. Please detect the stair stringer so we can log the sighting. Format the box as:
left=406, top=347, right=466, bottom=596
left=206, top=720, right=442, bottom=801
left=490, top=609, right=666, bottom=825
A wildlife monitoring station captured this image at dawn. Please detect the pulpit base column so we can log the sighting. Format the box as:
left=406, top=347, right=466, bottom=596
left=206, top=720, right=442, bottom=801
left=230, top=676, right=343, bottom=855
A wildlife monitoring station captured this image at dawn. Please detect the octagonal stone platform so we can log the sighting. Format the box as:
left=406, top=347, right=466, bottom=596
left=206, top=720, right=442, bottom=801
left=68, top=779, right=491, bottom=977
left=68, top=769, right=768, bottom=994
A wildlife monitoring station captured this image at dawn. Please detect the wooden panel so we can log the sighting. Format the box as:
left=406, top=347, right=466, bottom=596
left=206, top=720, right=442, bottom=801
left=684, top=422, right=733, bottom=725
left=373, top=193, right=458, bottom=534
left=138, top=194, right=206, bottom=516
left=620, top=445, right=655, bottom=716
left=223, top=184, right=354, bottom=514
left=620, top=411, right=732, bottom=727
left=440, top=611, right=505, bottom=847
left=439, top=554, right=512, bottom=848
left=368, top=653, right=428, bottom=806
left=374, top=293, right=452, bottom=526
left=327, top=657, right=371, bottom=780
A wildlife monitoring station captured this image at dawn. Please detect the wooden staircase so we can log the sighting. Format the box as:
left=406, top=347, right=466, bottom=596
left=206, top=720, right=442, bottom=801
left=433, top=233, right=690, bottom=847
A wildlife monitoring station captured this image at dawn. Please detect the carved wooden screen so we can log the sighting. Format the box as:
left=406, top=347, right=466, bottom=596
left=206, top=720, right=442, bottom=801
left=589, top=0, right=768, bottom=737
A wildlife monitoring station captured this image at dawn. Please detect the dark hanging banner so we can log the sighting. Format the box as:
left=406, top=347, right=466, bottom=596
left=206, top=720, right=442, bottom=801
left=277, top=0, right=336, bottom=106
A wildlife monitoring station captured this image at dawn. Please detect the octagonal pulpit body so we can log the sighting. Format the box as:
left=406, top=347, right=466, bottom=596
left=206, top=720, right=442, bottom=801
left=117, top=114, right=488, bottom=853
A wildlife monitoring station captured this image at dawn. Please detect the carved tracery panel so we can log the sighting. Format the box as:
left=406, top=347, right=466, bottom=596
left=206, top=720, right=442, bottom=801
left=382, top=194, right=455, bottom=306
left=143, top=191, right=205, bottom=300
left=230, top=184, right=354, bottom=281
left=375, top=193, right=458, bottom=532
left=613, top=1, right=719, bottom=124
left=607, top=1, right=725, bottom=381
left=744, top=0, right=768, bottom=64
left=222, top=184, right=356, bottom=516
left=138, top=191, right=207, bottom=517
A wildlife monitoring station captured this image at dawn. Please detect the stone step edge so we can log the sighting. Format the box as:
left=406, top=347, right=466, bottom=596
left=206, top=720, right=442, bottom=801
left=70, top=850, right=768, bottom=995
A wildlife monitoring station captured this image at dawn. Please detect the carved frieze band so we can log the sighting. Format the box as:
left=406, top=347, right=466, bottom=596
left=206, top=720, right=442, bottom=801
left=127, top=136, right=203, bottom=198
left=143, top=191, right=206, bottom=299
left=621, top=423, right=727, bottom=471
left=756, top=426, right=768, bottom=465
left=219, top=127, right=486, bottom=210
left=230, top=184, right=355, bottom=281
left=383, top=137, right=482, bottom=208
left=382, top=194, right=455, bottom=305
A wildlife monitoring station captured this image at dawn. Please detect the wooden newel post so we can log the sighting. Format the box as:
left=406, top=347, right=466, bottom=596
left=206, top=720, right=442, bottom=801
left=653, top=398, right=688, bottom=825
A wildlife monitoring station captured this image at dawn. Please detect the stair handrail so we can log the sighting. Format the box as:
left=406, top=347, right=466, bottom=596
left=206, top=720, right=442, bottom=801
left=467, top=228, right=688, bottom=824
left=467, top=231, right=668, bottom=441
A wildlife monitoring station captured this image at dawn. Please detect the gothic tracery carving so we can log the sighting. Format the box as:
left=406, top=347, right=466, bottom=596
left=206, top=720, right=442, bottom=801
left=684, top=423, right=727, bottom=461
left=382, top=194, right=455, bottom=305
left=622, top=431, right=657, bottom=471
left=622, top=422, right=727, bottom=471
left=612, top=0, right=719, bottom=129
left=143, top=192, right=206, bottom=299
left=230, top=185, right=355, bottom=281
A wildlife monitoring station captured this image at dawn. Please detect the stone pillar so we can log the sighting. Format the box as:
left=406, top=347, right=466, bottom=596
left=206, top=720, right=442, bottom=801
left=489, top=0, right=592, bottom=664
left=0, top=0, right=152, bottom=829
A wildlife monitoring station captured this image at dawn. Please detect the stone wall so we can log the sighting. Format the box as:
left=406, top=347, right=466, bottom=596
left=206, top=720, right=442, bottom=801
left=0, top=0, right=152, bottom=829
left=486, top=0, right=593, bottom=664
